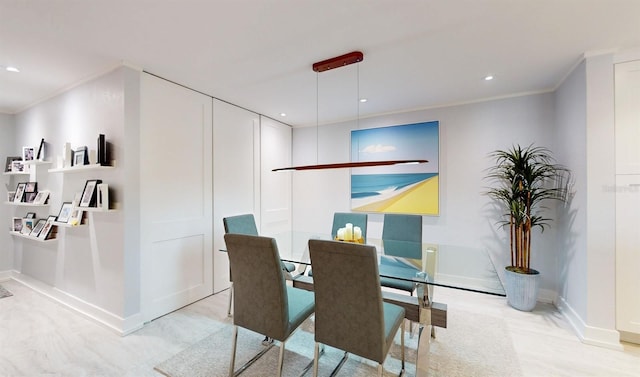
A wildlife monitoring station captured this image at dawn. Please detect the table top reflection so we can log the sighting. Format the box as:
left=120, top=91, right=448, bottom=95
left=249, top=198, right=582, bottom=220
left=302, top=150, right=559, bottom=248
left=268, top=231, right=505, bottom=297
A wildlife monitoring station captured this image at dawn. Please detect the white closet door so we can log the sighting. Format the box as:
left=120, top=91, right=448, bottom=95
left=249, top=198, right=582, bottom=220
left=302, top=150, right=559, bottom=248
left=260, top=117, right=292, bottom=235
left=615, top=60, right=640, bottom=174
left=212, top=99, right=260, bottom=293
left=140, top=73, right=213, bottom=322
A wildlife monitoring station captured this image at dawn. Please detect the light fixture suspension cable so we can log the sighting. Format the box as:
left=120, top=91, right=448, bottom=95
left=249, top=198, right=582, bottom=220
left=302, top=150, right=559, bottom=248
left=316, top=71, right=319, bottom=165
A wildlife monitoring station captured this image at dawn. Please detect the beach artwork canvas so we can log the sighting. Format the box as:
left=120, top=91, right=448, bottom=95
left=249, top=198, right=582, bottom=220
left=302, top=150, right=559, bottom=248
left=350, top=121, right=439, bottom=215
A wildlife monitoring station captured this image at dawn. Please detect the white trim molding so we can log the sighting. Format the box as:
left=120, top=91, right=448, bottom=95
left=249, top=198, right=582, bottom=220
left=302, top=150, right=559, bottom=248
left=558, top=295, right=623, bottom=350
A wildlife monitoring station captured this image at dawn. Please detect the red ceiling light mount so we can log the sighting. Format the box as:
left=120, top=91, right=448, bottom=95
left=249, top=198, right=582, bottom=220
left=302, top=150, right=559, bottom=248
left=312, top=51, right=364, bottom=72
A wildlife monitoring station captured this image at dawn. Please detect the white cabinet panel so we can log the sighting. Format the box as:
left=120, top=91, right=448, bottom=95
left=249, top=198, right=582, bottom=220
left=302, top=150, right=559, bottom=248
left=140, top=73, right=213, bottom=322
left=616, top=174, right=640, bottom=336
left=260, top=117, right=292, bottom=235
left=212, top=99, right=259, bottom=293
left=615, top=60, right=640, bottom=174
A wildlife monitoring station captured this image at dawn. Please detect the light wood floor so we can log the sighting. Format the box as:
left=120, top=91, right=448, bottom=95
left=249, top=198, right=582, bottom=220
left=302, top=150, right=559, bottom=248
left=1, top=279, right=638, bottom=376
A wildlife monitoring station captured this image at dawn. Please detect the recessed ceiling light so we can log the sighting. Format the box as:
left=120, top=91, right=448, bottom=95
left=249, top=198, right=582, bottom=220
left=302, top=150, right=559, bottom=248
left=359, top=98, right=367, bottom=103
left=280, top=112, right=287, bottom=117
left=6, top=66, right=20, bottom=73
left=484, top=75, right=494, bottom=81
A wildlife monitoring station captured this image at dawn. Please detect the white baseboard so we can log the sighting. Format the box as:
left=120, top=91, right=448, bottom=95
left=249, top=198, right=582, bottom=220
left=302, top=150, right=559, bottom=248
left=557, top=295, right=623, bottom=350
left=10, top=271, right=144, bottom=336
left=538, top=288, right=557, bottom=304
left=0, top=269, right=11, bottom=281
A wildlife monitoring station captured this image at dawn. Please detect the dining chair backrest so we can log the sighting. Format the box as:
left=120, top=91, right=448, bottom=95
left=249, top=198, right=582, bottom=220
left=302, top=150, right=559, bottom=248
left=381, top=213, right=422, bottom=243
left=223, top=214, right=259, bottom=236
left=309, top=239, right=404, bottom=364
left=331, top=212, right=368, bottom=241
left=224, top=233, right=289, bottom=340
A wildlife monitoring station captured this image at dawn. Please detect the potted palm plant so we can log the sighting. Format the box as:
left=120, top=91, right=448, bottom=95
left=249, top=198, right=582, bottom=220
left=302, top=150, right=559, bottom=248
left=485, top=144, right=569, bottom=311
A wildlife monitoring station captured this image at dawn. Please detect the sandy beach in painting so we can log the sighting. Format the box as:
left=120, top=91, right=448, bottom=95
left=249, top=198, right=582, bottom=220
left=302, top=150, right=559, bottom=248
left=352, top=175, right=439, bottom=214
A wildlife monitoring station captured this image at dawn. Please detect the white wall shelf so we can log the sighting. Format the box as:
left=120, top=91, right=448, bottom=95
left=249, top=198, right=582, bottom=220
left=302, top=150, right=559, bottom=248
left=79, top=206, right=116, bottom=212
left=3, top=171, right=30, bottom=176
left=24, top=160, right=53, bottom=166
left=4, top=202, right=50, bottom=207
left=52, top=221, right=86, bottom=228
left=10, top=231, right=57, bottom=242
left=48, top=164, right=115, bottom=174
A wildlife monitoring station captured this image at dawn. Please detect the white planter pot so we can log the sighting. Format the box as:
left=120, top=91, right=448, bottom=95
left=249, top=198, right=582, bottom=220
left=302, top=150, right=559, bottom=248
left=503, top=267, right=540, bottom=311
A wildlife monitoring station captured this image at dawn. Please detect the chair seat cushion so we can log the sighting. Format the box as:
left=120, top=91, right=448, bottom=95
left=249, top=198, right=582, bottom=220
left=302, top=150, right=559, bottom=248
left=382, top=302, right=405, bottom=354
left=286, top=286, right=315, bottom=334
left=380, top=276, right=416, bottom=292
left=282, top=262, right=296, bottom=273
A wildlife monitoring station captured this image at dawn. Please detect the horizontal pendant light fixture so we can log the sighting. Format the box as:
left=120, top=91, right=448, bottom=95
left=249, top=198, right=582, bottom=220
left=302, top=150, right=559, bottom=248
left=274, top=51, right=429, bottom=172
left=272, top=159, right=428, bottom=172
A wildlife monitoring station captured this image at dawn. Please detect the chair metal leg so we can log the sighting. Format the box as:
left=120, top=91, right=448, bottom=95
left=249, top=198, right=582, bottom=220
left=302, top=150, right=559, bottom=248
left=227, top=283, right=233, bottom=317
left=378, top=363, right=383, bottom=377
left=329, top=351, right=349, bottom=377
left=400, top=320, right=406, bottom=374
left=277, top=341, right=286, bottom=377
left=229, top=325, right=238, bottom=377
left=313, top=342, right=320, bottom=377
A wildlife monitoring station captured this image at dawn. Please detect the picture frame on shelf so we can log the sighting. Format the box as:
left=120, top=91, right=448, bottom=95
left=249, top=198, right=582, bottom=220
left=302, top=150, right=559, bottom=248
left=13, top=182, right=26, bottom=203
left=7, top=191, right=15, bottom=202
left=79, top=179, right=102, bottom=207
left=30, top=219, right=46, bottom=237
left=36, top=138, right=45, bottom=161
left=32, top=190, right=50, bottom=205
left=97, top=134, right=106, bottom=166
left=12, top=217, right=23, bottom=232
left=11, top=160, right=26, bottom=173
left=24, top=181, right=37, bottom=193
left=25, top=212, right=36, bottom=219
left=38, top=217, right=57, bottom=240
left=21, top=218, right=34, bottom=235
left=22, top=146, right=35, bottom=161
left=24, top=192, right=37, bottom=203
left=73, top=146, right=88, bottom=166
left=56, top=202, right=74, bottom=223
left=97, top=183, right=109, bottom=210
left=68, top=208, right=84, bottom=226
left=4, top=156, right=21, bottom=172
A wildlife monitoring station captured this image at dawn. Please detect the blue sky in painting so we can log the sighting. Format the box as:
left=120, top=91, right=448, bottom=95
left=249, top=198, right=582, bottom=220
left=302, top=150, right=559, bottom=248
left=350, top=121, right=439, bottom=174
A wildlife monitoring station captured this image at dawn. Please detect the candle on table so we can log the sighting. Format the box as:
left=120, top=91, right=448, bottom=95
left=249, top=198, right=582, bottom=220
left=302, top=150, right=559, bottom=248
left=354, top=226, right=362, bottom=241
left=345, top=223, right=353, bottom=240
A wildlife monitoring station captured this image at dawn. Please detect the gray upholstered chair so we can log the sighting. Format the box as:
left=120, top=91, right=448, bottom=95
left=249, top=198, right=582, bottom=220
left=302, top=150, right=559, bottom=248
left=308, top=239, right=405, bottom=377
left=223, top=214, right=296, bottom=316
left=379, top=213, right=422, bottom=293
left=224, top=233, right=315, bottom=377
left=308, top=212, right=368, bottom=277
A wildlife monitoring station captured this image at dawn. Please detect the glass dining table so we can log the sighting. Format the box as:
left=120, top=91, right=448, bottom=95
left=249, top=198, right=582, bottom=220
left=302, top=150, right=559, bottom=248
left=264, top=231, right=505, bottom=377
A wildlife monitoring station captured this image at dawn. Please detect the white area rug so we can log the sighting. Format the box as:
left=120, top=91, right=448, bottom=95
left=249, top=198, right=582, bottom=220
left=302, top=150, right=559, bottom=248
left=155, top=308, right=521, bottom=377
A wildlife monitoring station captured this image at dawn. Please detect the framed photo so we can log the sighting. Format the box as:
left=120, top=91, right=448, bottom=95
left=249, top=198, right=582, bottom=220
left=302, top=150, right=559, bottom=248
left=79, top=179, right=102, bottom=207
left=12, top=217, right=23, bottom=232
left=22, top=146, right=35, bottom=161
left=56, top=202, right=74, bottom=223
left=33, top=190, right=50, bottom=205
left=24, top=181, right=37, bottom=193
left=30, top=219, right=47, bottom=237
left=68, top=208, right=84, bottom=225
left=24, top=192, right=37, bottom=203
left=11, top=160, right=25, bottom=173
left=25, top=212, right=36, bottom=219
left=7, top=191, right=15, bottom=202
left=36, top=138, right=45, bottom=160
left=14, top=182, right=26, bottom=203
left=73, top=146, right=88, bottom=166
left=21, top=218, right=35, bottom=235
left=38, top=217, right=56, bottom=240
left=4, top=156, right=21, bottom=172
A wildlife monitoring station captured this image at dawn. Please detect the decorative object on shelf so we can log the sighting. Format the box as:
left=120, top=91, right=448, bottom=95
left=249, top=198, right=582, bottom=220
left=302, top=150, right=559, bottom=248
left=12, top=217, right=23, bottom=232
left=73, top=146, right=88, bottom=166
left=56, top=202, right=74, bottom=223
left=79, top=179, right=102, bottom=207
left=22, top=146, right=34, bottom=161
left=30, top=219, right=46, bottom=237
left=63, top=142, right=72, bottom=168
left=32, top=190, right=49, bottom=205
left=13, top=182, right=26, bottom=203
left=97, top=183, right=109, bottom=210
left=38, top=216, right=57, bottom=240
left=485, top=144, right=570, bottom=311
left=10, top=160, right=26, bottom=173
left=36, top=138, right=45, bottom=161
left=68, top=208, right=84, bottom=226
left=335, top=223, right=364, bottom=243
left=20, top=218, right=34, bottom=235
left=25, top=212, right=36, bottom=219
left=24, top=181, right=37, bottom=194
left=97, top=134, right=107, bottom=166
left=4, top=156, right=21, bottom=172
left=7, top=191, right=15, bottom=202
left=24, top=192, right=37, bottom=203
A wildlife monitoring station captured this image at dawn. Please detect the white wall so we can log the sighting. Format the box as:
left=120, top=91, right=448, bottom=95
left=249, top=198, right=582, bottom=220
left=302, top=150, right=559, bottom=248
left=12, top=66, right=140, bottom=333
left=0, top=113, right=16, bottom=274
left=292, top=93, right=560, bottom=295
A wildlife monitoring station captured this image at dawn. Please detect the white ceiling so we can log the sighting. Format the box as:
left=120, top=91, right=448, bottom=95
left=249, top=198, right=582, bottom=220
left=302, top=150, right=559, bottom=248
left=1, top=0, right=640, bottom=127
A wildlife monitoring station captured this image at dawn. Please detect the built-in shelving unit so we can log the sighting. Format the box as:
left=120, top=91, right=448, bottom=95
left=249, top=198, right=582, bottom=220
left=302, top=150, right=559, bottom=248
left=10, top=231, right=57, bottom=242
